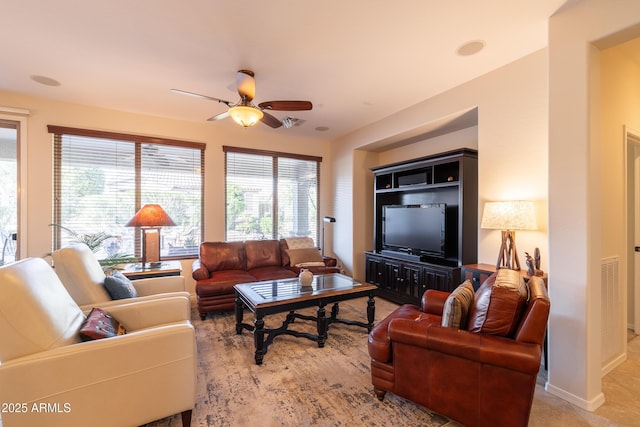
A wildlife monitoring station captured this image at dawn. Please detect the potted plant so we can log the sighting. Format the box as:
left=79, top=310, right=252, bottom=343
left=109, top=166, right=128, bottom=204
left=49, top=224, right=138, bottom=270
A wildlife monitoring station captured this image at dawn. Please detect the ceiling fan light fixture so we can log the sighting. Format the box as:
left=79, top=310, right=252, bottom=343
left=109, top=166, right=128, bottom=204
left=228, top=105, right=263, bottom=127
left=173, top=70, right=312, bottom=129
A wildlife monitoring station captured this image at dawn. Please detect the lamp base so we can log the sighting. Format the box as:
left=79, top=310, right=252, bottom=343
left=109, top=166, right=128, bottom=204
left=142, top=229, right=160, bottom=265
left=495, top=230, right=521, bottom=271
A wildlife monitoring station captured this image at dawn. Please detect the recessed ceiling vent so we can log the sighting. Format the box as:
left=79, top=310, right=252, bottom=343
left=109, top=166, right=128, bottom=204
left=282, top=116, right=306, bottom=128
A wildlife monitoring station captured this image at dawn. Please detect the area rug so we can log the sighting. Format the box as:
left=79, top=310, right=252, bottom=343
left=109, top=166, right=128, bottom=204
left=144, top=297, right=452, bottom=427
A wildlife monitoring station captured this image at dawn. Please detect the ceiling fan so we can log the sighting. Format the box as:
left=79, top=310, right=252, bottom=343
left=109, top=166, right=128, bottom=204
left=171, top=69, right=312, bottom=128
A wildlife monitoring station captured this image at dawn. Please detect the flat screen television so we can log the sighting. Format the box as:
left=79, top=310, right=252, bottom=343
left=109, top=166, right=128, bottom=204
left=382, top=204, right=446, bottom=258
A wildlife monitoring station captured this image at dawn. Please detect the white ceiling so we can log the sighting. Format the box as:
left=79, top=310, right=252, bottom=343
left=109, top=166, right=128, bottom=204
left=1, top=1, right=568, bottom=140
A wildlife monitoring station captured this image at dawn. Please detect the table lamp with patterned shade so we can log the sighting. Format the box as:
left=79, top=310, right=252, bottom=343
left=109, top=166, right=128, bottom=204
left=126, top=204, right=176, bottom=266
left=481, top=200, right=537, bottom=270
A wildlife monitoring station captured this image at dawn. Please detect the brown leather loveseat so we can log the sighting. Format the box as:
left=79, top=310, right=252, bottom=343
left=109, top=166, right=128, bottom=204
left=192, top=238, right=339, bottom=319
left=368, top=268, right=550, bottom=427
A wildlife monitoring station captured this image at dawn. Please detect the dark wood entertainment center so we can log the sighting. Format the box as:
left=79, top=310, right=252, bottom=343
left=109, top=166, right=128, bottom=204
left=365, top=148, right=478, bottom=305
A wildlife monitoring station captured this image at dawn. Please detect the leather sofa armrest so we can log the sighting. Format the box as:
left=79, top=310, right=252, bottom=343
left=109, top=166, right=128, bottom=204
left=388, top=319, right=542, bottom=374
left=79, top=292, right=191, bottom=314
left=133, top=275, right=186, bottom=295
left=421, top=289, right=449, bottom=315
left=0, top=324, right=196, bottom=413
left=192, top=259, right=210, bottom=281
left=95, top=295, right=192, bottom=329
left=322, top=256, right=338, bottom=267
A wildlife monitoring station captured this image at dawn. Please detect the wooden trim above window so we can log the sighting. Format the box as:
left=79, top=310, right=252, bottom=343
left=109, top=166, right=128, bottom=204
left=47, top=125, right=206, bottom=150
left=223, top=145, right=322, bottom=163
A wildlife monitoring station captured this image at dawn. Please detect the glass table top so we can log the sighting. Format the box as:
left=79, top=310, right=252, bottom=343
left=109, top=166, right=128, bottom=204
left=235, top=273, right=370, bottom=304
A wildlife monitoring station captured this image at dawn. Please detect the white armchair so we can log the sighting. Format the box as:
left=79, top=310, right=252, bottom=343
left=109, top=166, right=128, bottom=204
left=52, top=243, right=189, bottom=311
left=0, top=257, right=196, bottom=427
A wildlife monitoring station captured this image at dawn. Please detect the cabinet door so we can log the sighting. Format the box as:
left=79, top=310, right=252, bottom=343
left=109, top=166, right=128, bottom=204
left=365, top=254, right=384, bottom=287
left=383, top=259, right=402, bottom=292
left=423, top=266, right=454, bottom=292
left=401, top=263, right=423, bottom=299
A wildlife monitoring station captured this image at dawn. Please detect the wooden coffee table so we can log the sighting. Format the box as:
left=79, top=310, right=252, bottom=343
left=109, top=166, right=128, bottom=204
left=234, top=273, right=376, bottom=365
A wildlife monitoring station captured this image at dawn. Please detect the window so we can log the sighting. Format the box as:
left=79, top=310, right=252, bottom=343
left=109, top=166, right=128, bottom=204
left=50, top=126, right=205, bottom=260
left=224, top=146, right=320, bottom=243
left=0, top=121, right=18, bottom=265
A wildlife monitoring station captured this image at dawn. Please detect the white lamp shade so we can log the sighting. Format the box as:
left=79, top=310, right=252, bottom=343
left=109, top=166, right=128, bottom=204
left=481, top=200, right=537, bottom=231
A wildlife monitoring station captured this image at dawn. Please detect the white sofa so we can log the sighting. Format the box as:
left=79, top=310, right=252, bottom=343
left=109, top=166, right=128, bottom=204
left=52, top=243, right=189, bottom=311
left=0, top=257, right=196, bottom=427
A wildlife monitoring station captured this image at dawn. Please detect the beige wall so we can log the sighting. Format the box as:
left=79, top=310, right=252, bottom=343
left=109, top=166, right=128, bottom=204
left=600, top=43, right=640, bottom=332
left=376, top=126, right=478, bottom=166
left=600, top=43, right=640, bottom=257
left=548, top=0, right=640, bottom=412
left=0, top=90, right=334, bottom=295
left=331, top=49, right=549, bottom=283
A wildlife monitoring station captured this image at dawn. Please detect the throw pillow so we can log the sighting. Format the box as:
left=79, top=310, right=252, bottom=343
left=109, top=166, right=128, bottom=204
left=103, top=270, right=138, bottom=300
left=286, top=247, right=325, bottom=267
left=285, top=237, right=316, bottom=250
left=79, top=307, right=126, bottom=341
left=466, top=268, right=529, bottom=337
left=441, top=280, right=475, bottom=329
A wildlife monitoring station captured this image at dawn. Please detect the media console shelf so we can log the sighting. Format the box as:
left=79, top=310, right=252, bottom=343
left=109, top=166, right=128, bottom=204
left=365, top=148, right=478, bottom=305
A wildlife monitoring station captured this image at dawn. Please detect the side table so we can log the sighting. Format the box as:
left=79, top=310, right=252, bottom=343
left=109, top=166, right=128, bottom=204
left=120, top=260, right=183, bottom=280
left=461, top=263, right=548, bottom=290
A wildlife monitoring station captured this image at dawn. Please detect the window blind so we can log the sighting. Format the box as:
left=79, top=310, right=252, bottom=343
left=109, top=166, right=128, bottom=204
left=224, top=146, right=320, bottom=243
left=51, top=126, right=204, bottom=260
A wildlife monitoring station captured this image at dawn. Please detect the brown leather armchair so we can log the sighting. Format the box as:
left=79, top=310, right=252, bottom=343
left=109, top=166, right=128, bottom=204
left=368, top=269, right=550, bottom=427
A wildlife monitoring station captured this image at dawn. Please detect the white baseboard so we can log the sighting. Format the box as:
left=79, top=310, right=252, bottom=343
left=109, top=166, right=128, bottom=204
left=601, top=352, right=627, bottom=377
left=544, top=382, right=605, bottom=412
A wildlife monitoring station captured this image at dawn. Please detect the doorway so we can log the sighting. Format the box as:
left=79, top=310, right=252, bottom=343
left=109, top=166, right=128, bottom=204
left=625, top=126, right=640, bottom=334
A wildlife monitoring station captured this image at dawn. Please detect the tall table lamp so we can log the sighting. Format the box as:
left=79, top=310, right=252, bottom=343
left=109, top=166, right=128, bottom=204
left=322, top=216, right=336, bottom=256
left=480, top=200, right=537, bottom=271
left=126, top=204, right=176, bottom=267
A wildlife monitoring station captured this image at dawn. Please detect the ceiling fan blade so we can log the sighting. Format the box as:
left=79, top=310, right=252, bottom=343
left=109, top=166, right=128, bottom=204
left=236, top=70, right=256, bottom=102
left=261, top=111, right=283, bottom=128
left=258, top=100, right=313, bottom=111
left=207, top=111, right=229, bottom=122
left=171, top=88, right=232, bottom=106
